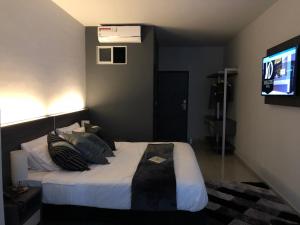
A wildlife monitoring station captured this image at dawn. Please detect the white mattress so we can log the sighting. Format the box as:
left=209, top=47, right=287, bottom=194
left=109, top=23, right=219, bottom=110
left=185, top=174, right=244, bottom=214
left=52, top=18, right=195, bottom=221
left=27, top=142, right=208, bottom=212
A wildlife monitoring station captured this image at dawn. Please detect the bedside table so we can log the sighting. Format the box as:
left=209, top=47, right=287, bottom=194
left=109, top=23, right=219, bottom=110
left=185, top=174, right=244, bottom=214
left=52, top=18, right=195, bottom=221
left=4, top=187, right=42, bottom=225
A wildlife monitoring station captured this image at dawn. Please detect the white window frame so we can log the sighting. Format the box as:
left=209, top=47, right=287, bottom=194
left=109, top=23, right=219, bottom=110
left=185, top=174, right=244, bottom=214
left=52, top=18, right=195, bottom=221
left=96, top=46, right=127, bottom=65
left=96, top=46, right=113, bottom=64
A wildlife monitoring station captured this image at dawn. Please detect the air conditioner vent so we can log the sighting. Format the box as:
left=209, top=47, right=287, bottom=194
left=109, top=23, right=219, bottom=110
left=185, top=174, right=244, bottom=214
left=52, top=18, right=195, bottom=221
left=98, top=25, right=141, bottom=43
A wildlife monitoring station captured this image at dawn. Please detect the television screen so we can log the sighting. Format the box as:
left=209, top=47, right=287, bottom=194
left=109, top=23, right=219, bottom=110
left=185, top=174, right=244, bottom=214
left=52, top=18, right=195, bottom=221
left=262, top=46, right=298, bottom=96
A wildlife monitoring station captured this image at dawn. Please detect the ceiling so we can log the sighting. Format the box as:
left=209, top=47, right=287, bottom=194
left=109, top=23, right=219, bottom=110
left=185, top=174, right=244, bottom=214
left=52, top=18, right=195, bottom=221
left=52, top=0, right=277, bottom=46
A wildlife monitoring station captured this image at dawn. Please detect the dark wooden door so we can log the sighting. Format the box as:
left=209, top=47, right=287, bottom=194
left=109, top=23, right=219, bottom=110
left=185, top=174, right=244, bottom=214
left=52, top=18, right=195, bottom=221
left=154, top=71, right=189, bottom=142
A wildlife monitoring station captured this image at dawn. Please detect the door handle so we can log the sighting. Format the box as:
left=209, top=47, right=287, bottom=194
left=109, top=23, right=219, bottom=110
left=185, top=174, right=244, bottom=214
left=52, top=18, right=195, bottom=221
left=181, top=99, right=187, bottom=111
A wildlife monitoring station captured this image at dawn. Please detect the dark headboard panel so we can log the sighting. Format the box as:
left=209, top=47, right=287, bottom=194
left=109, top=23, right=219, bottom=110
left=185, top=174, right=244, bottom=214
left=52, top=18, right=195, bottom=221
left=1, top=109, right=89, bottom=188
left=54, top=110, right=89, bottom=130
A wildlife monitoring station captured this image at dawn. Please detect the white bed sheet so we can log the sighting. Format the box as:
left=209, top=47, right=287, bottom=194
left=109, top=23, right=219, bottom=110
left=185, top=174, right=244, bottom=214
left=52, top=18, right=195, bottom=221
left=27, top=142, right=208, bottom=212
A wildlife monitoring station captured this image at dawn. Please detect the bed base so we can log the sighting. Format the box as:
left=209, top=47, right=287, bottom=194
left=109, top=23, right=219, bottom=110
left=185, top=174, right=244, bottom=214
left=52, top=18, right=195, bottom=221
left=42, top=204, right=207, bottom=225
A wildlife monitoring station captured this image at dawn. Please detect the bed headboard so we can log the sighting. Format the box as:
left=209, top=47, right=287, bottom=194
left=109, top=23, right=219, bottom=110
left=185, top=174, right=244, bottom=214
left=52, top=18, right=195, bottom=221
left=1, top=109, right=89, bottom=188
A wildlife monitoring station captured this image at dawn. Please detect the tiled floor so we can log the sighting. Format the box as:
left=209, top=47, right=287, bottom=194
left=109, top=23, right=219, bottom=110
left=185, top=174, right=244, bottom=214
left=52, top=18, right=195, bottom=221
left=193, top=141, right=260, bottom=182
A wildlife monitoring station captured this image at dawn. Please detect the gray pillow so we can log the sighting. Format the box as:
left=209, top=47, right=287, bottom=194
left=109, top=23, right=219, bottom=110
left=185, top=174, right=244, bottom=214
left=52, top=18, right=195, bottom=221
left=73, top=132, right=115, bottom=157
left=62, top=133, right=109, bottom=164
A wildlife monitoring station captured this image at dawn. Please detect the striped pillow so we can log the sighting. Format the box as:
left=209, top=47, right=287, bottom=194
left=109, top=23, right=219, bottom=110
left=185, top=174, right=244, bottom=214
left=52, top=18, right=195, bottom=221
left=47, top=133, right=89, bottom=171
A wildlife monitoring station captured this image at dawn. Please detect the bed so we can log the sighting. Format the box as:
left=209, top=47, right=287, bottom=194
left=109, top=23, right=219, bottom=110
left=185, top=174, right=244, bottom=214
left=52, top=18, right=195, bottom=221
left=1, top=109, right=208, bottom=224
left=26, top=141, right=207, bottom=212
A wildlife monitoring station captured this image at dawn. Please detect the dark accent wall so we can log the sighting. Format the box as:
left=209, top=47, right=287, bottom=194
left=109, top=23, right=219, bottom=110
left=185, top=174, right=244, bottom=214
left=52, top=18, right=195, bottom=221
left=85, top=26, right=155, bottom=141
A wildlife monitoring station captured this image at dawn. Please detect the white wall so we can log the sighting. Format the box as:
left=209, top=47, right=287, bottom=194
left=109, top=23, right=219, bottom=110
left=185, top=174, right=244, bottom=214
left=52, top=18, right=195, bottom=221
left=0, top=0, right=85, bottom=222
left=226, top=0, right=300, bottom=212
left=159, top=47, right=224, bottom=142
left=0, top=0, right=86, bottom=125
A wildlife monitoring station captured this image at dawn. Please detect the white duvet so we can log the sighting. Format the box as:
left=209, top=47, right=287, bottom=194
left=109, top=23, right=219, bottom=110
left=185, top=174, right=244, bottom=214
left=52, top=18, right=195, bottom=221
left=27, top=142, right=208, bottom=212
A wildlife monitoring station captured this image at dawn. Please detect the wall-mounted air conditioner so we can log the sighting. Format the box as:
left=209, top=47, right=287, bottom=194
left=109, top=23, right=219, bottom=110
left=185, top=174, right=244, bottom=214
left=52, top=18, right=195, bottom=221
left=98, top=25, right=141, bottom=43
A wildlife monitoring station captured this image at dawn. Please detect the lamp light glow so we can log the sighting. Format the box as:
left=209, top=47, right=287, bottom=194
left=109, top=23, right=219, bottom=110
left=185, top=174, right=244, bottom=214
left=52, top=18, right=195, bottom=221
left=0, top=94, right=46, bottom=126
left=47, top=91, right=85, bottom=116
left=0, top=91, right=85, bottom=127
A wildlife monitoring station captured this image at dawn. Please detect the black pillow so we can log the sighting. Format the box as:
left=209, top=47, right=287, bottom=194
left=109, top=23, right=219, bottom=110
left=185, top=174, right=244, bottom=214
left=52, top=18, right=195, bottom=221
left=84, top=123, right=116, bottom=150
left=62, top=133, right=110, bottom=164
left=47, top=133, right=89, bottom=171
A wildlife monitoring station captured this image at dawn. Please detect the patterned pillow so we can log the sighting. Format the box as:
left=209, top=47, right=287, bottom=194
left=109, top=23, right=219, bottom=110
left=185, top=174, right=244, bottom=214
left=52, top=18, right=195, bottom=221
left=62, top=133, right=109, bottom=164
left=84, top=123, right=116, bottom=150
left=47, top=133, right=89, bottom=171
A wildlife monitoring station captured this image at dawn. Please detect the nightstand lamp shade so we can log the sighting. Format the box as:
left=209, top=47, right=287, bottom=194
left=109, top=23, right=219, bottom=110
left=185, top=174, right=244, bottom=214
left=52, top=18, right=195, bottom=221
left=10, top=150, right=28, bottom=186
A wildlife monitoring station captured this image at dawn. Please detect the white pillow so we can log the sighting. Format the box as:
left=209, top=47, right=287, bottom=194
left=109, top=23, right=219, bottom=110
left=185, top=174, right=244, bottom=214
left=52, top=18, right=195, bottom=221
left=21, top=135, right=60, bottom=171
left=56, top=122, right=80, bottom=135
left=73, top=126, right=85, bottom=132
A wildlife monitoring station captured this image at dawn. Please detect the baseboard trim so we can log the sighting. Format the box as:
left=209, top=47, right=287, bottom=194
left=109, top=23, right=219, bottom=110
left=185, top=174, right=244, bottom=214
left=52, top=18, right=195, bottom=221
left=235, top=151, right=300, bottom=214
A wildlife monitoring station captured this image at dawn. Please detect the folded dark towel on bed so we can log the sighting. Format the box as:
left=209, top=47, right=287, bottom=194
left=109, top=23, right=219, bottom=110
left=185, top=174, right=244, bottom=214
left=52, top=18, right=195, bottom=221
left=131, top=143, right=177, bottom=211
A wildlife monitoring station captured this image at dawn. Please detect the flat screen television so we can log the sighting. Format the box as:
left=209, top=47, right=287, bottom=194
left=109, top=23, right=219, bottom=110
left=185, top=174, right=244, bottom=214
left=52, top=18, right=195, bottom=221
left=262, top=46, right=298, bottom=96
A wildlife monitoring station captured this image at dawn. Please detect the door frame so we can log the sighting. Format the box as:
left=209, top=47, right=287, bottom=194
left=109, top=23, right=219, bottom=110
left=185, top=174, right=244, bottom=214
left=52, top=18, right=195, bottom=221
left=153, top=70, right=189, bottom=141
